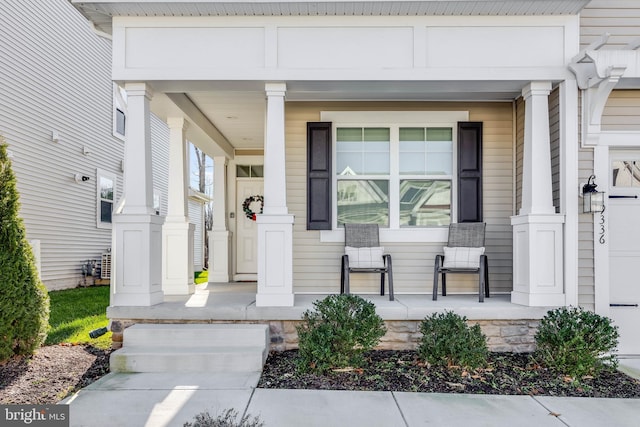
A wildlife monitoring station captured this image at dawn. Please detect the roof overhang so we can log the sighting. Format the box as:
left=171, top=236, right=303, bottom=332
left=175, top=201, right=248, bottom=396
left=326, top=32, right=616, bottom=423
left=71, top=0, right=590, bottom=35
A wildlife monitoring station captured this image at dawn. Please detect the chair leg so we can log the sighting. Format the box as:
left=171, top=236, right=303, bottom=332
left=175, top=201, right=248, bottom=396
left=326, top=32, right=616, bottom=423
left=386, top=255, right=394, bottom=301
left=340, top=256, right=345, bottom=294
left=442, top=273, right=447, bottom=296
left=478, top=257, right=486, bottom=303
left=380, top=271, right=385, bottom=296
left=484, top=256, right=490, bottom=298
left=432, top=255, right=440, bottom=301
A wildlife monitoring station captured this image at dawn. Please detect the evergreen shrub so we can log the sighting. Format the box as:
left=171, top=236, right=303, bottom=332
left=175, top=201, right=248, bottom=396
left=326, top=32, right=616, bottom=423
left=0, top=139, right=50, bottom=362
left=296, top=294, right=386, bottom=373
left=418, top=310, right=488, bottom=369
left=535, top=306, right=619, bottom=378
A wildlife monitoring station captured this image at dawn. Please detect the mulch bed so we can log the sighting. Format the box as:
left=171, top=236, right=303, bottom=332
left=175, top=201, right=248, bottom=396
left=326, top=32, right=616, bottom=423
left=0, top=345, right=112, bottom=404
left=258, top=349, right=640, bottom=398
left=3, top=346, right=639, bottom=404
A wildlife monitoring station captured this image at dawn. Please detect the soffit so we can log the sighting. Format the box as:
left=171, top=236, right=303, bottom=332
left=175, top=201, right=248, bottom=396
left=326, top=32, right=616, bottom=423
left=72, top=0, right=590, bottom=35
left=150, top=79, right=529, bottom=153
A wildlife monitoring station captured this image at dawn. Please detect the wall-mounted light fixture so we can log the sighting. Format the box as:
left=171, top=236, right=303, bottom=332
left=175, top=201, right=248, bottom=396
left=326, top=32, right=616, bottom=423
left=74, top=173, right=90, bottom=183
left=582, top=174, right=605, bottom=213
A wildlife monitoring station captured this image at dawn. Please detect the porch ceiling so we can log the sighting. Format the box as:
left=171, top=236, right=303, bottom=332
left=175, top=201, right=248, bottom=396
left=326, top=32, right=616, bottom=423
left=72, top=1, right=590, bottom=35
left=150, top=79, right=529, bottom=153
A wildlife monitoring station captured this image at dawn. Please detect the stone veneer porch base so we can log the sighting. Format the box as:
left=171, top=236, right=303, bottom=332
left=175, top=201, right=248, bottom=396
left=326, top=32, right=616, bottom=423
left=108, top=292, right=552, bottom=354
left=110, top=318, right=540, bottom=353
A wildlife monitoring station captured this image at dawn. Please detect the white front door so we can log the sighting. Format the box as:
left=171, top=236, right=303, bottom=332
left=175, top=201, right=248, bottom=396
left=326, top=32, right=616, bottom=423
left=609, top=152, right=640, bottom=355
left=236, top=179, right=264, bottom=277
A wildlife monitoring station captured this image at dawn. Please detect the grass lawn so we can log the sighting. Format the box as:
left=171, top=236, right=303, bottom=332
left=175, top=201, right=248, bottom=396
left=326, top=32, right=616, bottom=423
left=45, top=286, right=111, bottom=349
left=195, top=270, right=208, bottom=284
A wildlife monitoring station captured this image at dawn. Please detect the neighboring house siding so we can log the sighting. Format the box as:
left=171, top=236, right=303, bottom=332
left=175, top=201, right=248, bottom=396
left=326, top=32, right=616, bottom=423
left=151, top=114, right=170, bottom=216
left=189, top=199, right=204, bottom=272
left=286, top=101, right=513, bottom=295
left=0, top=0, right=171, bottom=290
left=0, top=0, right=121, bottom=290
left=581, top=1, right=640, bottom=48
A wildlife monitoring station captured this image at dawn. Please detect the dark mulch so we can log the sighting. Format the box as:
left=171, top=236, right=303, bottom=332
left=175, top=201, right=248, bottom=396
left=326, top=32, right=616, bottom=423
left=0, top=345, right=112, bottom=404
left=258, top=350, right=640, bottom=398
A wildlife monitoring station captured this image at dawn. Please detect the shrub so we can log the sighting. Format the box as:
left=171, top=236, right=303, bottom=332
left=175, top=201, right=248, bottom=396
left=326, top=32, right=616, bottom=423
left=0, top=139, right=50, bottom=362
left=296, top=294, right=386, bottom=373
left=183, top=409, right=264, bottom=427
left=418, top=311, right=488, bottom=369
left=535, top=306, right=619, bottom=378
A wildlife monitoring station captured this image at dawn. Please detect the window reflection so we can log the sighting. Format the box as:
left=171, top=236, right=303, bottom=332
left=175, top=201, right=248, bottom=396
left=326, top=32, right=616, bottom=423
left=612, top=160, right=640, bottom=187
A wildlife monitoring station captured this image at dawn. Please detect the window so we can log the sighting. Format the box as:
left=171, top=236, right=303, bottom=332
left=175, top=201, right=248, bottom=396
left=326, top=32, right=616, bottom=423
left=113, top=84, right=127, bottom=139
left=153, top=189, right=162, bottom=216
left=612, top=159, right=640, bottom=188
left=311, top=111, right=477, bottom=242
left=96, top=169, right=116, bottom=228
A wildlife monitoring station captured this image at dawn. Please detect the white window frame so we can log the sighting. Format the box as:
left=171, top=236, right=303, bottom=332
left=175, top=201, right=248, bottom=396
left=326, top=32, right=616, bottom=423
left=113, top=83, right=127, bottom=140
left=96, top=169, right=117, bottom=229
left=320, top=111, right=468, bottom=243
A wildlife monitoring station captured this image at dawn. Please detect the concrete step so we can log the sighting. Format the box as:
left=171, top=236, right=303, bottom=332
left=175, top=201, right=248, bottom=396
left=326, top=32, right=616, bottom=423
left=110, top=346, right=268, bottom=373
left=110, top=324, right=271, bottom=373
left=122, top=323, right=269, bottom=348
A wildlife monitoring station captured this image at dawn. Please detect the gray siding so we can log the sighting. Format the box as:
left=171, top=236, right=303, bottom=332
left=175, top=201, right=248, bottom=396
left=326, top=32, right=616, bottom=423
left=0, top=0, right=170, bottom=290
left=0, top=0, right=120, bottom=290
left=581, top=1, right=640, bottom=48
left=286, top=101, right=514, bottom=294
left=549, top=87, right=561, bottom=213
left=189, top=199, right=204, bottom=272
left=151, top=114, right=170, bottom=216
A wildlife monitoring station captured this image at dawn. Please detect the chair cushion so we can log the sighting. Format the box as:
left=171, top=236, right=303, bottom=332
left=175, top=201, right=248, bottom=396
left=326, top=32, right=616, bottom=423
left=345, top=246, right=385, bottom=269
left=442, top=246, right=485, bottom=269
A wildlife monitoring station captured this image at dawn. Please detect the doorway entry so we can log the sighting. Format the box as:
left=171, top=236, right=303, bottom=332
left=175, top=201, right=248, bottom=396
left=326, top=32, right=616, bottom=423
left=608, top=150, right=640, bottom=355
left=235, top=165, right=264, bottom=280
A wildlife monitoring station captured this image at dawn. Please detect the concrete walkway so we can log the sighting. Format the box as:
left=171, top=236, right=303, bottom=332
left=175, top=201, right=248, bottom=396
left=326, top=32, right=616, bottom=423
left=62, top=362, right=640, bottom=427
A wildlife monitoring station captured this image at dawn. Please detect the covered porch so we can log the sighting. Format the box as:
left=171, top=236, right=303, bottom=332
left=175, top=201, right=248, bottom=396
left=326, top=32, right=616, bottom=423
left=81, top=2, right=585, bottom=315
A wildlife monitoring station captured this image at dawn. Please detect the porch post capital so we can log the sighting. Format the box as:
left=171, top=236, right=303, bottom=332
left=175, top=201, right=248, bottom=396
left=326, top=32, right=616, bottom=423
left=124, top=82, right=153, bottom=100
left=521, top=81, right=552, bottom=99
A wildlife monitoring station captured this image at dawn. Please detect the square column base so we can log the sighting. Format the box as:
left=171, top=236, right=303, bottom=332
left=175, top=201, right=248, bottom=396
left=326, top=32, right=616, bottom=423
left=256, top=214, right=294, bottom=307
left=112, top=214, right=164, bottom=307
left=162, top=221, right=195, bottom=296
left=510, top=214, right=565, bottom=307
left=209, top=229, right=231, bottom=283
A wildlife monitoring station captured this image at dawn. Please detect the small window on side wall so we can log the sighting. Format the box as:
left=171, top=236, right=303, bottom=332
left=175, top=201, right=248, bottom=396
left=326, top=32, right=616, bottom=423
left=113, top=84, right=127, bottom=139
left=97, top=169, right=116, bottom=229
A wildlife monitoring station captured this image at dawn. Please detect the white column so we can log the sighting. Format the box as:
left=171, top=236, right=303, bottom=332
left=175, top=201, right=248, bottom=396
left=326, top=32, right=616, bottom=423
left=559, top=80, right=580, bottom=307
left=209, top=156, right=231, bottom=283
left=256, top=82, right=294, bottom=306
left=162, top=117, right=195, bottom=295
left=511, top=82, right=565, bottom=307
left=112, top=82, right=164, bottom=306
left=520, top=82, right=555, bottom=216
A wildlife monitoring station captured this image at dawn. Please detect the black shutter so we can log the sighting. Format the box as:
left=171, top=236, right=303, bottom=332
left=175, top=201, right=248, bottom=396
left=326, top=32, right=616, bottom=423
left=457, top=122, right=483, bottom=223
left=307, top=122, right=332, bottom=230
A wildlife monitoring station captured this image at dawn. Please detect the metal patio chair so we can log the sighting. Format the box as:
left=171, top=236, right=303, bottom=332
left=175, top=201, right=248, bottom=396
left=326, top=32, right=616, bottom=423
left=340, top=223, right=394, bottom=301
left=432, top=222, right=489, bottom=302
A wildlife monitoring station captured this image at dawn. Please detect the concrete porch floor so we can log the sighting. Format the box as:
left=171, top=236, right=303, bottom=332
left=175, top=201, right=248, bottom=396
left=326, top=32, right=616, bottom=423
left=107, top=282, right=554, bottom=322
